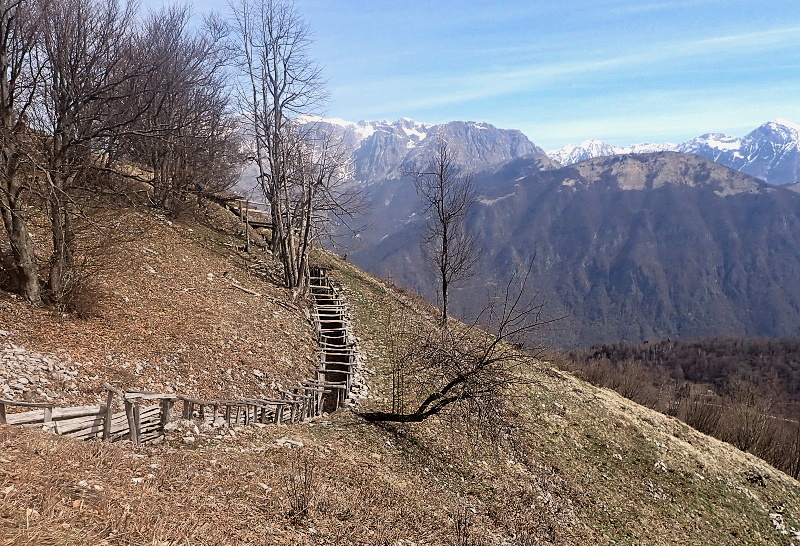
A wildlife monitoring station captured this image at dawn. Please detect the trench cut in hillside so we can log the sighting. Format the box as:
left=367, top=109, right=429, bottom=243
left=309, top=266, right=361, bottom=413
left=0, top=267, right=361, bottom=444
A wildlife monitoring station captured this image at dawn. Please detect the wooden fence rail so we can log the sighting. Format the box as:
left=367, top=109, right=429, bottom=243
left=0, top=267, right=359, bottom=445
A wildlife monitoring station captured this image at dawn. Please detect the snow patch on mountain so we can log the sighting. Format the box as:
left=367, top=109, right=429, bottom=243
left=679, top=133, right=742, bottom=152
left=770, top=118, right=800, bottom=134
left=549, top=140, right=677, bottom=166
left=478, top=192, right=516, bottom=206
left=548, top=119, right=800, bottom=185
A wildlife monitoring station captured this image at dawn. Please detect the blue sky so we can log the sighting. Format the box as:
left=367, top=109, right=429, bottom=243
left=163, top=0, right=800, bottom=150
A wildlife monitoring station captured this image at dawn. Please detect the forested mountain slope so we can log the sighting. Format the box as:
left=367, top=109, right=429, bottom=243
left=351, top=152, right=800, bottom=346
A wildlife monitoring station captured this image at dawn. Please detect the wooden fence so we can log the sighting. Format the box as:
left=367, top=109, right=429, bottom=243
left=0, top=384, right=316, bottom=446
left=0, top=268, right=360, bottom=446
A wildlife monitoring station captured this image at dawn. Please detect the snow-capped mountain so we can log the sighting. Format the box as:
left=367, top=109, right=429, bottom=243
left=679, top=119, right=800, bottom=186
left=548, top=119, right=800, bottom=185
left=548, top=140, right=678, bottom=165
left=548, top=140, right=618, bottom=166
left=298, top=116, right=550, bottom=184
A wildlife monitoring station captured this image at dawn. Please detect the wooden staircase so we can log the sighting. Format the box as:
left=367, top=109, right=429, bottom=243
left=309, top=267, right=362, bottom=412
left=0, top=267, right=362, bottom=445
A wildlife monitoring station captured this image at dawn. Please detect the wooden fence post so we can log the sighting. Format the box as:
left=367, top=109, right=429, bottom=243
left=125, top=399, right=140, bottom=446
left=0, top=401, right=6, bottom=425
left=103, top=390, right=114, bottom=441
left=160, top=398, right=173, bottom=427
left=43, top=406, right=53, bottom=432
left=245, top=200, right=250, bottom=253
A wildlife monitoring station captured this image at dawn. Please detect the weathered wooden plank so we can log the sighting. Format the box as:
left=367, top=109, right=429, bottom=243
left=139, top=430, right=163, bottom=443
left=4, top=409, right=47, bottom=425
left=67, top=412, right=128, bottom=439
left=54, top=414, right=106, bottom=434
left=5, top=405, right=105, bottom=426
left=125, top=392, right=178, bottom=401
left=108, top=414, right=130, bottom=435
left=0, top=399, right=56, bottom=408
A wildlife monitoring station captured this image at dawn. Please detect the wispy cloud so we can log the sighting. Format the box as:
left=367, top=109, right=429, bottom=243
left=511, top=82, right=800, bottom=148
left=343, top=25, right=800, bottom=115
left=604, top=0, right=724, bottom=15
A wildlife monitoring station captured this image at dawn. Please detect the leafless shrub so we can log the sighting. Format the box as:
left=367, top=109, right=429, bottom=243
left=451, top=504, right=475, bottom=546
left=361, top=267, right=559, bottom=428
left=283, top=450, right=317, bottom=522
left=679, top=394, right=723, bottom=436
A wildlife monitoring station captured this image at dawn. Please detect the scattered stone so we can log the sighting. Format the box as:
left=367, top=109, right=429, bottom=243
left=164, top=421, right=180, bottom=432
left=182, top=436, right=196, bottom=444
left=275, top=437, right=304, bottom=448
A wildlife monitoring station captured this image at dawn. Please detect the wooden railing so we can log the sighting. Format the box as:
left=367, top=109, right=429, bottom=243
left=0, top=267, right=360, bottom=446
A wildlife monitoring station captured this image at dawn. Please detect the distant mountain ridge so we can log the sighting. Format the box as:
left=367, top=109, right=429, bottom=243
left=548, top=139, right=676, bottom=166
left=548, top=119, right=800, bottom=185
left=346, top=151, right=800, bottom=346
left=299, top=116, right=552, bottom=184
left=305, top=115, right=800, bottom=346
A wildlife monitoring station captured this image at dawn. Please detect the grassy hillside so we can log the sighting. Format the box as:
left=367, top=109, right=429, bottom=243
left=1, top=204, right=799, bottom=545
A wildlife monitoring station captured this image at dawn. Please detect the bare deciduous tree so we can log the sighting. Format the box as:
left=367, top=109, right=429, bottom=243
left=0, top=0, right=247, bottom=307
left=360, top=270, right=555, bottom=425
left=28, top=0, right=140, bottom=303
left=410, top=137, right=478, bottom=326
left=230, top=0, right=327, bottom=292
left=122, top=6, right=241, bottom=214
left=0, top=0, right=42, bottom=303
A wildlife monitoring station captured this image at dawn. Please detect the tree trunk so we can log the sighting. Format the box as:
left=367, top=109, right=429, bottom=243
left=0, top=188, right=42, bottom=303
left=46, top=170, right=76, bottom=304
left=0, top=156, right=42, bottom=304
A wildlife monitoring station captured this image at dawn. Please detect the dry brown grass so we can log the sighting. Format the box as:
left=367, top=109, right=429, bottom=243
left=1, top=206, right=799, bottom=545
left=0, top=205, right=317, bottom=407
left=328, top=256, right=800, bottom=545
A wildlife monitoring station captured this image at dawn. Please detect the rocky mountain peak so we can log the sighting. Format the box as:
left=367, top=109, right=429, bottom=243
left=551, top=119, right=800, bottom=185
left=299, top=116, right=548, bottom=184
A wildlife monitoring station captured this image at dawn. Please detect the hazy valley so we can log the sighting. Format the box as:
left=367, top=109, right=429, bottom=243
left=306, top=116, right=800, bottom=346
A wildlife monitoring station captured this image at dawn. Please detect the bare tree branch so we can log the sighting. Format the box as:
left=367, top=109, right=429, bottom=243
left=408, top=136, right=479, bottom=326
